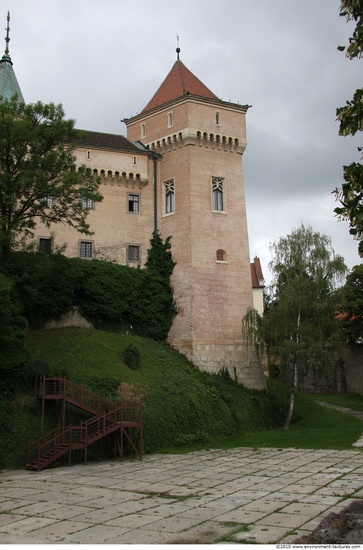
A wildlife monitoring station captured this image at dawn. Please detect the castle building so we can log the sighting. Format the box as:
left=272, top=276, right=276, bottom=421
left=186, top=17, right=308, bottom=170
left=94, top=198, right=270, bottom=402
left=1, top=15, right=266, bottom=390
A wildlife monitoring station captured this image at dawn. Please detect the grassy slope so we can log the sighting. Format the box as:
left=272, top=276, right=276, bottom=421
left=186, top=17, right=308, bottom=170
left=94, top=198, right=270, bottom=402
left=2, top=328, right=362, bottom=469
left=24, top=328, right=282, bottom=455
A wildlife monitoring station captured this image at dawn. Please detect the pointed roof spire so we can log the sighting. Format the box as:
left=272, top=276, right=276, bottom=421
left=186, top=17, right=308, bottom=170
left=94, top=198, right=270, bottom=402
left=0, top=11, right=25, bottom=103
left=142, top=55, right=218, bottom=113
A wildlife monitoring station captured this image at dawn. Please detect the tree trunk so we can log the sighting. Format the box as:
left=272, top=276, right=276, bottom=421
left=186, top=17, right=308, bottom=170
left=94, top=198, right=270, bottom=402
left=284, top=310, right=301, bottom=430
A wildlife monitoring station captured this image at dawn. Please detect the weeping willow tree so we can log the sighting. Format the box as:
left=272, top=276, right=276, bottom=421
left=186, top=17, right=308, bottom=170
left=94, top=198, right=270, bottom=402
left=244, top=224, right=347, bottom=429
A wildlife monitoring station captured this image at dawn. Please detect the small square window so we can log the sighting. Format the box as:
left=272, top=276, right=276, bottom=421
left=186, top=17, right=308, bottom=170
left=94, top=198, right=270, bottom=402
left=79, top=241, right=93, bottom=258
left=128, top=245, right=140, bottom=263
left=42, top=196, right=54, bottom=207
left=128, top=194, right=140, bottom=213
left=81, top=195, right=94, bottom=209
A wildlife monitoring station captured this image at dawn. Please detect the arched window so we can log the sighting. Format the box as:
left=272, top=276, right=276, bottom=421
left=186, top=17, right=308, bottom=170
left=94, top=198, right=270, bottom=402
left=216, top=249, right=226, bottom=262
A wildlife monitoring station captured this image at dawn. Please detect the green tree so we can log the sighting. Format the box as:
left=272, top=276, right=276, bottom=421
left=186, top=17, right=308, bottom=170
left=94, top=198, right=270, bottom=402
left=333, top=0, right=363, bottom=256
left=0, top=98, right=102, bottom=258
left=337, top=263, right=363, bottom=342
left=262, top=224, right=346, bottom=429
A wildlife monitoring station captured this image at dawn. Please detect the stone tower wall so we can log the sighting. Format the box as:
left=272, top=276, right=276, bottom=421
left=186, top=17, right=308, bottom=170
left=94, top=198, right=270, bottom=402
left=127, top=99, right=266, bottom=390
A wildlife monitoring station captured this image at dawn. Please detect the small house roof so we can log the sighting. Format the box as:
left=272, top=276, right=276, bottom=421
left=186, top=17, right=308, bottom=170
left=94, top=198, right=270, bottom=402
left=250, top=257, right=265, bottom=289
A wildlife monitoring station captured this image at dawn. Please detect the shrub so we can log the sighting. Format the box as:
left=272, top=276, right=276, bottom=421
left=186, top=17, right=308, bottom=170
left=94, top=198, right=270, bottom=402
left=123, top=344, right=141, bottom=370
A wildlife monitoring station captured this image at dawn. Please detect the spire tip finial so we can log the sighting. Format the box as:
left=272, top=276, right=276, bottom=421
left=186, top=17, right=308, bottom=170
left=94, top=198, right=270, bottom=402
left=4, top=11, right=10, bottom=57
left=176, top=34, right=180, bottom=60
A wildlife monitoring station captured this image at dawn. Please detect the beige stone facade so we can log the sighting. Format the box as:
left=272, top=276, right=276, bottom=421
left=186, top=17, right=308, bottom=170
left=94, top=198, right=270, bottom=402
left=31, top=58, right=266, bottom=390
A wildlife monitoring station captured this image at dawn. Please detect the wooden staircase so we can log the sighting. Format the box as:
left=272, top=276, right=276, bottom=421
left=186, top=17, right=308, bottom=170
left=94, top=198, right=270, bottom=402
left=26, top=377, right=142, bottom=471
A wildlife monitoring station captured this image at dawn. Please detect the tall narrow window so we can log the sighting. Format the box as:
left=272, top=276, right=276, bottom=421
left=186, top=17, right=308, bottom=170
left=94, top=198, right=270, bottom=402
left=128, top=193, right=140, bottom=213
left=79, top=241, right=93, bottom=258
left=215, top=111, right=220, bottom=125
left=164, top=178, right=175, bottom=214
left=167, top=112, right=173, bottom=128
left=141, top=123, right=146, bottom=138
left=212, top=177, right=224, bottom=211
left=216, top=249, right=226, bottom=262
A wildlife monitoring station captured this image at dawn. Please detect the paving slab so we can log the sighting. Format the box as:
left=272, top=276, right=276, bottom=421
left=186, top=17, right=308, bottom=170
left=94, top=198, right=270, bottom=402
left=1, top=446, right=363, bottom=544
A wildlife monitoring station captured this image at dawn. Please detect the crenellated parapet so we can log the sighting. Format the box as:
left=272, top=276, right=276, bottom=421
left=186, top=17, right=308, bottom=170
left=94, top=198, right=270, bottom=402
left=147, top=130, right=246, bottom=155
left=92, top=169, right=148, bottom=188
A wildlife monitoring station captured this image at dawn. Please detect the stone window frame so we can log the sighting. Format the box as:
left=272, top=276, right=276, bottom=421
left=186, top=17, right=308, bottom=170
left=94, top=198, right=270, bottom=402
left=127, top=193, right=141, bottom=214
left=167, top=111, right=173, bottom=128
left=81, top=193, right=95, bottom=209
left=141, top=123, right=146, bottom=139
left=163, top=178, right=175, bottom=216
left=211, top=176, right=226, bottom=213
left=127, top=244, right=141, bottom=264
left=39, top=237, right=52, bottom=254
left=216, top=249, right=228, bottom=264
left=79, top=240, right=93, bottom=259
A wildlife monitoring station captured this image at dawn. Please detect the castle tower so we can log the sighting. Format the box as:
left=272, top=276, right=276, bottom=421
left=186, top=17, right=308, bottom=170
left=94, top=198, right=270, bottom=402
left=0, top=12, right=24, bottom=103
left=125, top=51, right=265, bottom=390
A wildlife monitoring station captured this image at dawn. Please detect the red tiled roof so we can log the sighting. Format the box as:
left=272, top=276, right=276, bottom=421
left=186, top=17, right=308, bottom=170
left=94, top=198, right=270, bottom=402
left=250, top=257, right=265, bottom=288
left=142, top=60, right=219, bottom=112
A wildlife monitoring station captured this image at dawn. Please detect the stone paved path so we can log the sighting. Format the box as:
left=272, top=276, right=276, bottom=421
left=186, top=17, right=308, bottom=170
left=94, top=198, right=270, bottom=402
left=1, top=447, right=363, bottom=544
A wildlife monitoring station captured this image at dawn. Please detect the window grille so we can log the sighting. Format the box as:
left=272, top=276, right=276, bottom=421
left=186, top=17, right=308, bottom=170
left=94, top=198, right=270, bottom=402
left=80, top=241, right=93, bottom=258
left=128, top=245, right=140, bottom=262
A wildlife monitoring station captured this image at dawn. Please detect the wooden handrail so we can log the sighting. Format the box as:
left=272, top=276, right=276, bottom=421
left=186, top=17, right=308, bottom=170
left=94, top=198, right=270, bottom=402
left=27, top=377, right=142, bottom=470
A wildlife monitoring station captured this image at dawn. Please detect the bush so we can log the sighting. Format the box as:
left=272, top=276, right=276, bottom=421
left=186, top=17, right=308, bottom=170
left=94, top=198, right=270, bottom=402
left=2, top=234, right=177, bottom=340
left=123, top=344, right=141, bottom=370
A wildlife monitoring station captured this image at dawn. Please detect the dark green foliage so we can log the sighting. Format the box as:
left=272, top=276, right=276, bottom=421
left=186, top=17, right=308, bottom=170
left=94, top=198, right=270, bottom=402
left=337, top=264, right=363, bottom=342
left=3, top=252, right=76, bottom=328
left=123, top=344, right=141, bottom=370
left=146, top=232, right=176, bottom=279
left=333, top=1, right=363, bottom=256
left=1, top=233, right=177, bottom=340
left=0, top=99, right=102, bottom=258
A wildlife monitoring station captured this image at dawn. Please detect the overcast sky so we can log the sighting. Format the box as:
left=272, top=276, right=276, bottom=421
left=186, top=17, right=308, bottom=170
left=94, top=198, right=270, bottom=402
left=4, top=0, right=362, bottom=284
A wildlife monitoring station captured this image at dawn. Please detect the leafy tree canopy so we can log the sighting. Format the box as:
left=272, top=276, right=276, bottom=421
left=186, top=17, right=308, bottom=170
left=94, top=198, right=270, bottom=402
left=337, top=263, right=363, bottom=342
left=0, top=98, right=102, bottom=257
left=333, top=0, right=363, bottom=256
left=244, top=224, right=347, bottom=429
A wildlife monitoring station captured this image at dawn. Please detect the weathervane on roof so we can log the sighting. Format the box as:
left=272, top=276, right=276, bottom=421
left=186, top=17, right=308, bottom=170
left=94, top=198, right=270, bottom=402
left=176, top=34, right=180, bottom=60
left=4, top=11, right=10, bottom=56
